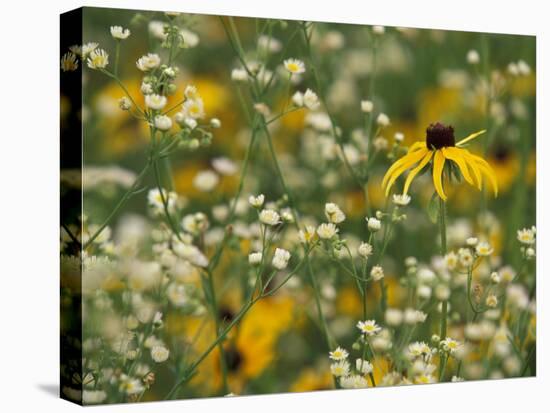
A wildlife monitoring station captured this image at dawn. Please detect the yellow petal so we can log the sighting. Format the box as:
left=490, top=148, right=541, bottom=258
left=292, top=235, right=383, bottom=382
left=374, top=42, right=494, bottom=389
left=403, top=150, right=433, bottom=195
left=382, top=147, right=428, bottom=189
left=461, top=151, right=482, bottom=189
left=456, top=129, right=486, bottom=147
left=476, top=160, right=499, bottom=197
left=432, top=150, right=447, bottom=201
left=383, top=148, right=429, bottom=195
left=442, top=147, right=474, bottom=186
left=463, top=151, right=498, bottom=196
left=408, top=141, right=427, bottom=153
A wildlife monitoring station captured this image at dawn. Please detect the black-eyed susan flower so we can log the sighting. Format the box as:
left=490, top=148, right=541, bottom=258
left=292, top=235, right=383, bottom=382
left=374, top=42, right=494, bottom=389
left=382, top=122, right=498, bottom=201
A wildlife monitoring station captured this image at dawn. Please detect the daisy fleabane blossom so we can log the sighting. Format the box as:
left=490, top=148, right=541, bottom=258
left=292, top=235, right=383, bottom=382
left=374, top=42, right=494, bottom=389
left=441, top=337, right=461, bottom=354
left=118, top=97, right=132, bottom=111
left=475, top=241, right=493, bottom=256
left=272, top=248, right=291, bottom=270
left=325, top=203, right=346, bottom=224
left=151, top=345, right=170, bottom=363
left=284, top=58, right=306, bottom=74
left=80, top=42, right=98, bottom=58
left=61, top=52, right=78, bottom=72
left=110, top=25, right=131, bottom=40
left=148, top=188, right=177, bottom=214
left=517, top=226, right=536, bottom=245
left=182, top=97, right=205, bottom=119
left=145, top=94, right=167, bottom=110
left=299, top=226, right=317, bottom=244
left=248, top=252, right=262, bottom=266
left=340, top=375, right=369, bottom=389
left=357, top=320, right=381, bottom=336
left=259, top=209, right=280, bottom=226
left=303, top=89, right=320, bottom=110
left=361, top=100, right=374, bottom=113
left=356, top=359, right=374, bottom=374
left=329, top=347, right=349, bottom=361
left=87, top=49, right=109, bottom=69
left=136, top=53, right=161, bottom=71
left=154, top=115, right=172, bottom=131
left=249, top=194, right=265, bottom=208
left=317, top=223, right=338, bottom=240
left=370, top=265, right=385, bottom=281
left=392, top=194, right=411, bottom=206
left=193, top=170, right=219, bottom=192
left=358, top=242, right=373, bottom=258
left=330, top=360, right=350, bottom=377
left=366, top=217, right=381, bottom=232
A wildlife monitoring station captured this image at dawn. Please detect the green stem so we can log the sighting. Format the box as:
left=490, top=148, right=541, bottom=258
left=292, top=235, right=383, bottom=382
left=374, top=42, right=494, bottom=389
left=204, top=269, right=229, bottom=394
left=438, top=197, right=448, bottom=380
left=114, top=41, right=120, bottom=77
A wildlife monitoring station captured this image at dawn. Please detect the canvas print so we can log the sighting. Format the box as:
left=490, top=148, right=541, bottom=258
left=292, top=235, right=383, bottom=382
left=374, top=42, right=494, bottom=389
left=60, top=7, right=536, bottom=405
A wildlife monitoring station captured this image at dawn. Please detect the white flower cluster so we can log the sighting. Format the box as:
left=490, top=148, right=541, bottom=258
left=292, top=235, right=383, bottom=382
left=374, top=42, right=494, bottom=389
left=328, top=345, right=372, bottom=389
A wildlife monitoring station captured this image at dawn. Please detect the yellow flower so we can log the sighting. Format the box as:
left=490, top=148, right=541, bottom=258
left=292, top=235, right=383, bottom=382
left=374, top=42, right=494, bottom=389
left=382, top=122, right=498, bottom=201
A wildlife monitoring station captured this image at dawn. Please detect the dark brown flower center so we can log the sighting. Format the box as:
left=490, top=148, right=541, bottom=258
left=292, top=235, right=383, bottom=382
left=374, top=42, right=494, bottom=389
left=426, top=122, right=455, bottom=149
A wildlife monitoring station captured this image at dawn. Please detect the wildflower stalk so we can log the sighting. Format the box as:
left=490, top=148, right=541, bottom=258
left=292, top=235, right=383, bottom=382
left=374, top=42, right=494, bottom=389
left=438, top=195, right=448, bottom=380
left=299, top=22, right=364, bottom=192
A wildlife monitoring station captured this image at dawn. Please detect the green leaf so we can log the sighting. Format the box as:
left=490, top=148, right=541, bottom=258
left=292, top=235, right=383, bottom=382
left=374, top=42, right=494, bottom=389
left=427, top=192, right=439, bottom=224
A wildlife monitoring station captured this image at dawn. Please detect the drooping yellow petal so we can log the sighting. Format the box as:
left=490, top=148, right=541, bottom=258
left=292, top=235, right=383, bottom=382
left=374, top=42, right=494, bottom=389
left=382, top=147, right=429, bottom=189
left=462, top=151, right=498, bottom=196
left=408, top=141, right=427, bottom=153
left=462, top=151, right=482, bottom=190
left=456, top=129, right=486, bottom=147
left=475, top=159, right=499, bottom=197
left=403, top=150, right=433, bottom=195
left=383, top=148, right=429, bottom=195
left=432, top=150, right=447, bottom=201
left=441, top=147, right=474, bottom=186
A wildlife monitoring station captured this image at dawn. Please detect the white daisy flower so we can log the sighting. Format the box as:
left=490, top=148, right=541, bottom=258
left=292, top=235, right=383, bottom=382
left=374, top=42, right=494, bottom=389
left=325, top=203, right=346, bottom=224
left=193, top=170, right=219, bottom=192
left=303, top=89, right=320, bottom=110
left=340, top=374, right=368, bottom=389
left=154, top=115, right=172, bottom=131
left=330, top=360, right=350, bottom=377
left=136, top=53, right=161, bottom=71
left=272, top=248, right=291, bottom=270
left=356, top=359, right=373, bottom=375
left=392, top=194, right=411, bottom=206
left=366, top=217, right=381, bottom=232
left=87, top=49, right=109, bottom=69
left=329, top=347, right=349, bottom=361
left=110, top=25, right=131, bottom=40
left=259, top=209, right=280, bottom=226
left=248, top=252, right=263, bottom=266
left=151, top=345, right=170, bottom=362
left=517, top=227, right=535, bottom=245
left=357, top=319, right=381, bottom=336
left=284, top=58, right=306, bottom=74
left=370, top=265, right=385, bottom=281
left=248, top=194, right=265, bottom=208
left=475, top=241, right=493, bottom=256
left=317, top=223, right=338, bottom=240
left=358, top=242, right=373, bottom=258
left=145, top=94, right=167, bottom=110
left=361, top=100, right=374, bottom=113
left=61, top=52, right=78, bottom=72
